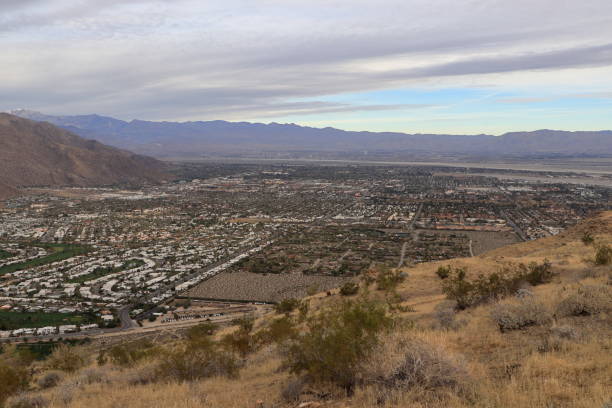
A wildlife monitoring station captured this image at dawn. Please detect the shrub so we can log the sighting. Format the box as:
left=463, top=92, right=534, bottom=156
left=283, top=299, right=393, bottom=393
left=376, top=268, right=406, bottom=291
left=433, top=300, right=463, bottom=330
left=435, top=265, right=451, bottom=280
left=491, top=299, right=552, bottom=332
left=281, top=377, right=306, bottom=402
left=75, top=367, right=108, bottom=385
left=46, top=344, right=86, bottom=373
left=556, top=285, right=612, bottom=317
left=340, top=282, right=359, bottom=296
left=186, top=322, right=217, bottom=339
left=522, top=259, right=555, bottom=285
left=549, top=325, right=579, bottom=340
left=5, top=394, right=48, bottom=408
left=37, top=371, right=62, bottom=389
left=221, top=317, right=257, bottom=357
left=157, top=337, right=240, bottom=382
left=257, top=316, right=296, bottom=345
left=275, top=298, right=301, bottom=314
left=106, top=340, right=157, bottom=368
left=360, top=331, right=468, bottom=394
left=442, top=267, right=523, bottom=309
left=0, top=363, right=30, bottom=406
left=122, top=364, right=159, bottom=386
left=581, top=231, right=595, bottom=245
left=594, top=244, right=612, bottom=265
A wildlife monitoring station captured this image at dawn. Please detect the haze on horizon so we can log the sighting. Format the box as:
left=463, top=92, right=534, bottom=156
left=2, top=0, right=612, bottom=135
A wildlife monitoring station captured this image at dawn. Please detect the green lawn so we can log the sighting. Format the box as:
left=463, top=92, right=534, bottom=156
left=0, top=242, right=91, bottom=276
left=0, top=310, right=98, bottom=330
left=0, top=249, right=14, bottom=260
left=68, top=258, right=145, bottom=283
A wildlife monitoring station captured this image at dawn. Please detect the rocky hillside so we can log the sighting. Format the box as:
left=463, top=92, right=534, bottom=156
left=0, top=113, right=170, bottom=199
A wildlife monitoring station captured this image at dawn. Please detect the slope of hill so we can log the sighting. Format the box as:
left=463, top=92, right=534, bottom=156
left=10, top=109, right=612, bottom=158
left=1, top=212, right=610, bottom=408
left=0, top=113, right=170, bottom=198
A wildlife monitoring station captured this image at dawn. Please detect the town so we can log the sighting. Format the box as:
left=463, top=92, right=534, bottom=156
left=1, top=162, right=609, bottom=339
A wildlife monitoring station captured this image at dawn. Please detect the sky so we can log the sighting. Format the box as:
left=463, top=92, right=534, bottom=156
left=1, top=0, right=612, bottom=134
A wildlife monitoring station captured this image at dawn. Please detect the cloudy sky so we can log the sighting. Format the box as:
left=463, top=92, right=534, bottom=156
left=2, top=0, right=612, bottom=134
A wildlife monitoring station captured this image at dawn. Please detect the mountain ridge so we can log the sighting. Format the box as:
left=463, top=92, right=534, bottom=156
left=9, top=109, right=612, bottom=159
left=0, top=113, right=170, bottom=199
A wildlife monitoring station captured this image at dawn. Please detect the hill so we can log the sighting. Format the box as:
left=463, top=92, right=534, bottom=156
left=10, top=109, right=612, bottom=159
left=1, top=212, right=610, bottom=407
left=0, top=113, right=170, bottom=199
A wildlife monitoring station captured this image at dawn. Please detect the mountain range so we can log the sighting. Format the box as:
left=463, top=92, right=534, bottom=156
left=0, top=113, right=169, bottom=199
left=9, top=109, right=612, bottom=159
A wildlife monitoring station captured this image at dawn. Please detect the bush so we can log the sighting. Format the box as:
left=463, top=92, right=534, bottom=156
left=581, top=232, right=595, bottom=245
left=157, top=337, right=240, bottom=382
left=122, top=364, right=159, bottom=386
left=491, top=299, right=552, bottom=332
left=522, top=259, right=555, bottom=285
left=283, top=299, right=393, bottom=393
left=186, top=322, right=217, bottom=339
left=106, top=340, right=157, bottom=368
left=433, top=301, right=463, bottom=330
left=339, top=282, right=359, bottom=296
left=556, top=285, right=612, bottom=317
left=46, top=345, right=86, bottom=373
left=376, top=268, right=406, bottom=292
left=360, top=331, right=468, bottom=394
left=281, top=377, right=306, bottom=402
left=257, top=316, right=296, bottom=345
left=37, top=371, right=62, bottom=389
left=221, top=317, right=257, bottom=357
left=5, top=394, right=48, bottom=408
left=435, top=265, right=451, bottom=280
left=594, top=245, right=612, bottom=265
left=442, top=267, right=523, bottom=309
left=75, top=367, right=108, bottom=385
left=0, top=363, right=30, bottom=406
left=275, top=298, right=300, bottom=314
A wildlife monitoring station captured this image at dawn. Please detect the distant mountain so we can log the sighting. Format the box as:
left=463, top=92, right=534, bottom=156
left=9, top=109, right=612, bottom=159
left=0, top=113, right=170, bottom=199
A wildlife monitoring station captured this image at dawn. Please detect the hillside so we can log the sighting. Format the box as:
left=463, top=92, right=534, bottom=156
left=10, top=110, right=612, bottom=159
left=0, top=113, right=170, bottom=199
left=1, top=212, right=610, bottom=408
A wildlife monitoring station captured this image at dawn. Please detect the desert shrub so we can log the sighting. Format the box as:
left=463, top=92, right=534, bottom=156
left=221, top=317, right=257, bottom=357
left=75, top=367, right=108, bottom=385
left=442, top=262, right=554, bottom=309
left=581, top=231, right=595, bottom=245
left=360, top=331, right=468, bottom=396
left=37, top=371, right=62, bottom=389
left=433, top=300, right=464, bottom=330
left=436, top=265, right=451, bottom=280
left=106, top=340, right=157, bottom=368
left=46, top=345, right=86, bottom=373
left=257, top=316, right=296, bottom=345
left=283, top=299, right=393, bottom=393
left=54, top=383, right=77, bottom=405
left=549, top=325, right=579, bottom=340
left=275, top=298, right=300, bottom=314
left=522, top=259, right=555, bottom=285
left=5, top=394, right=48, bottom=408
left=186, top=322, right=217, bottom=339
left=0, top=363, right=30, bottom=406
left=157, top=337, right=240, bottom=382
left=281, top=377, right=307, bottom=402
left=340, top=282, right=359, bottom=296
left=594, top=244, right=612, bottom=265
left=491, top=299, right=552, bottom=332
left=122, top=364, right=159, bottom=386
left=376, top=267, right=406, bottom=291
left=556, top=284, right=612, bottom=317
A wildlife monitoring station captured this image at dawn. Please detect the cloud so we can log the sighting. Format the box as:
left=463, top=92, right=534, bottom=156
left=1, top=0, right=612, bottom=126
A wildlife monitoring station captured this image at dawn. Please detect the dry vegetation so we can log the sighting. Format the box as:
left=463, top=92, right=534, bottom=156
left=1, top=212, right=611, bottom=408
